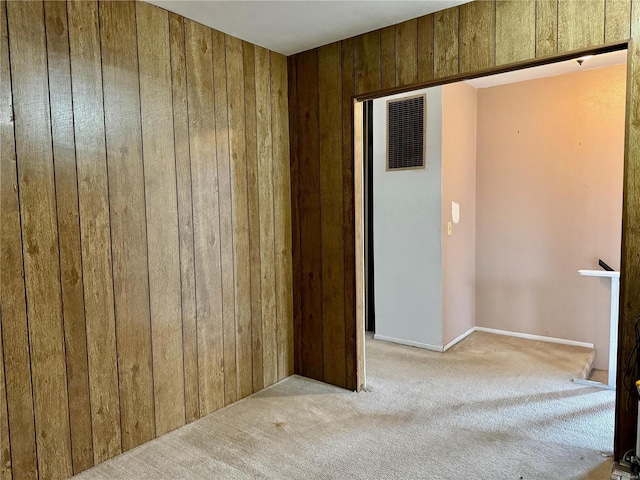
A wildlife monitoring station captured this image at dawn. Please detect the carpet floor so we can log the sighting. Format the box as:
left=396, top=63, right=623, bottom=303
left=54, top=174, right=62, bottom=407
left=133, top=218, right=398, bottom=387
left=74, top=332, right=615, bottom=480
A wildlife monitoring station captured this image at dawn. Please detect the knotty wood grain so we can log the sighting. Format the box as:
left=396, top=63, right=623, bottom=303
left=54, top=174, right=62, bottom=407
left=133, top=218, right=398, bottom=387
left=67, top=0, right=122, bottom=464
left=380, top=26, right=396, bottom=90
left=185, top=19, right=224, bottom=417
left=244, top=41, right=264, bottom=392
left=295, top=49, right=324, bottom=381
left=255, top=46, right=278, bottom=387
left=271, top=52, right=294, bottom=380
left=7, top=2, right=73, bottom=477
left=396, top=19, right=418, bottom=86
left=605, top=0, right=631, bottom=42
left=288, top=53, right=303, bottom=377
left=417, top=14, right=435, bottom=82
left=43, top=1, right=93, bottom=473
left=226, top=35, right=253, bottom=399
left=434, top=7, right=459, bottom=77
left=558, top=0, right=605, bottom=52
left=536, top=0, right=559, bottom=57
left=212, top=30, right=238, bottom=406
left=169, top=12, right=199, bottom=424
left=99, top=0, right=155, bottom=451
left=136, top=1, right=185, bottom=436
left=354, top=31, right=380, bottom=95
left=459, top=0, right=495, bottom=73
left=0, top=2, right=38, bottom=477
left=496, top=0, right=536, bottom=65
left=318, top=43, right=346, bottom=387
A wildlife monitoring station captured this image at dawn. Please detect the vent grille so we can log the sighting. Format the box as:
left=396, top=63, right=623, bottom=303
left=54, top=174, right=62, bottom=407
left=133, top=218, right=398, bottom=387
left=387, top=95, right=426, bottom=170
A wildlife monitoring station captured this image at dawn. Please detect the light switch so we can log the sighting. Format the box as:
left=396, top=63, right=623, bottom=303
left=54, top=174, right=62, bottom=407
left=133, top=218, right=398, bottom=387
left=447, top=222, right=452, bottom=236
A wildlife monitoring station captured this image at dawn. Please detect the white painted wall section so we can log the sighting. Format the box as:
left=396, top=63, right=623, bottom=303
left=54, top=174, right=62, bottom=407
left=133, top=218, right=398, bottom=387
left=373, top=87, right=444, bottom=348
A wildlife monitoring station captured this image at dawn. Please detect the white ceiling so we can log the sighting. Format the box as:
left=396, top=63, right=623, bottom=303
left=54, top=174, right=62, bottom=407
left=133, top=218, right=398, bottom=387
left=145, top=0, right=470, bottom=56
left=465, top=49, right=628, bottom=89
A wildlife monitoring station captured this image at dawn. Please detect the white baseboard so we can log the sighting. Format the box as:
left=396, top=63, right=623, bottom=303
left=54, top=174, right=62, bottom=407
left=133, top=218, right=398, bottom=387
left=373, top=334, right=444, bottom=352
left=474, top=327, right=594, bottom=349
left=443, top=327, right=476, bottom=352
left=374, top=327, right=593, bottom=354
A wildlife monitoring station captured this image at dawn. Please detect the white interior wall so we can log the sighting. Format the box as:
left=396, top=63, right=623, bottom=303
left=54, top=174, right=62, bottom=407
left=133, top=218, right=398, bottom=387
left=372, top=87, right=444, bottom=349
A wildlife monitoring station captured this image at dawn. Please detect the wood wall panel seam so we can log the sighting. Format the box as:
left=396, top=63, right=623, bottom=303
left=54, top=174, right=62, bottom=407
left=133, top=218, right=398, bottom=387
left=4, top=1, right=293, bottom=476
left=287, top=54, right=302, bottom=376
left=340, top=37, right=357, bottom=391
left=318, top=43, right=346, bottom=387
left=67, top=0, right=122, bottom=464
left=6, top=1, right=73, bottom=476
left=168, top=11, right=199, bottom=424
left=185, top=18, right=224, bottom=417
left=135, top=1, right=186, bottom=437
left=255, top=46, right=278, bottom=387
left=244, top=41, right=264, bottom=392
left=1, top=1, right=39, bottom=477
left=43, top=0, right=94, bottom=473
left=271, top=52, right=293, bottom=380
left=212, top=29, right=238, bottom=407
left=99, top=0, right=156, bottom=451
left=225, top=34, right=253, bottom=399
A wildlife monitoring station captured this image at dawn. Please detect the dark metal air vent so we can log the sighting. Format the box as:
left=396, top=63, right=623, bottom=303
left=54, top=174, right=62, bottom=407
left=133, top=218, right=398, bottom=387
left=387, top=94, right=426, bottom=171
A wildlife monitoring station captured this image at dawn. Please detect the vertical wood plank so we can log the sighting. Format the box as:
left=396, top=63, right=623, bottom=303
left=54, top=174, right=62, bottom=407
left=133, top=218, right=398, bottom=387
left=0, top=1, right=38, bottom=476
left=536, top=0, right=559, bottom=57
left=244, top=41, right=264, bottom=392
left=495, top=0, right=536, bottom=65
left=43, top=1, right=93, bottom=473
left=169, top=12, right=199, bottom=423
left=288, top=54, right=302, bottom=377
left=354, top=31, right=380, bottom=95
left=434, top=7, right=459, bottom=77
left=67, top=0, right=122, bottom=464
left=184, top=19, right=224, bottom=416
left=318, top=43, right=346, bottom=387
left=396, top=19, right=418, bottom=87
left=0, top=317, right=9, bottom=480
left=271, top=52, right=293, bottom=380
left=380, top=26, right=395, bottom=90
left=295, top=49, right=324, bottom=381
left=99, top=0, right=155, bottom=451
left=6, top=2, right=73, bottom=477
left=616, top=0, right=640, bottom=459
left=341, top=37, right=357, bottom=391
left=558, top=0, right=605, bottom=52
left=212, top=30, right=237, bottom=406
left=212, top=33, right=235, bottom=405
left=136, top=1, right=185, bottom=436
left=255, top=46, right=278, bottom=387
left=226, top=35, right=253, bottom=399
left=459, top=0, right=496, bottom=73
left=605, top=0, right=631, bottom=42
left=417, top=14, right=435, bottom=83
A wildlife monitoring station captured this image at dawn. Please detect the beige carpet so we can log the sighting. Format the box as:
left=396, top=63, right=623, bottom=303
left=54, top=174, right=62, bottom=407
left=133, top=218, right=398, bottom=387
left=74, top=332, right=614, bottom=480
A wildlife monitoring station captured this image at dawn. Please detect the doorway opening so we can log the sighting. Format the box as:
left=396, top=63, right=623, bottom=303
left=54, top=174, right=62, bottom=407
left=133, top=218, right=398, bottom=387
left=356, top=47, right=628, bottom=469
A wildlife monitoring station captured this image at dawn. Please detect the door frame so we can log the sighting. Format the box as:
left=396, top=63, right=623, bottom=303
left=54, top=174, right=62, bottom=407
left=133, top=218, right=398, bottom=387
left=352, top=39, right=631, bottom=453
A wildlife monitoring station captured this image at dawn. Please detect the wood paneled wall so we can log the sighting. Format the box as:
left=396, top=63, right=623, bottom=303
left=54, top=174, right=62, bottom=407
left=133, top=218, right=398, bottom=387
left=0, top=1, right=292, bottom=478
left=288, top=0, right=639, bottom=458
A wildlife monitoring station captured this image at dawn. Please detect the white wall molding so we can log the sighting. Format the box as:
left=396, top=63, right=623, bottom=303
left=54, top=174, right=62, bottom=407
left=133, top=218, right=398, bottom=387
left=373, top=334, right=444, bottom=352
left=443, top=327, right=476, bottom=352
left=474, top=327, right=594, bottom=349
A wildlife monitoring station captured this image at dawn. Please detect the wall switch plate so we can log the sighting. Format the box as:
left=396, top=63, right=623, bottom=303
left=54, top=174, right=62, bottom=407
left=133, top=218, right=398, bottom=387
left=447, top=222, right=452, bottom=236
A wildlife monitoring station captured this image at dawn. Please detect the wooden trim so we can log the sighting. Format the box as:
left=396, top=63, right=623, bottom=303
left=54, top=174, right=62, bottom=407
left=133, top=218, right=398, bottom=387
left=353, top=100, right=365, bottom=391
left=354, top=40, right=629, bottom=101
